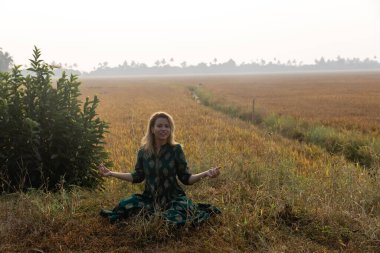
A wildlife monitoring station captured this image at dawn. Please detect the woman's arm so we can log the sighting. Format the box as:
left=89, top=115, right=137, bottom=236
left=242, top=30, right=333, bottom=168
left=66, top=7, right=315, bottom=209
left=187, top=167, right=221, bottom=185
left=98, top=163, right=134, bottom=182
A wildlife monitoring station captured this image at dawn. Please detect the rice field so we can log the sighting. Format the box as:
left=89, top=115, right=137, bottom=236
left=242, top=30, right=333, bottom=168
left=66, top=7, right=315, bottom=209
left=189, top=71, right=380, bottom=135
left=1, top=74, right=379, bottom=252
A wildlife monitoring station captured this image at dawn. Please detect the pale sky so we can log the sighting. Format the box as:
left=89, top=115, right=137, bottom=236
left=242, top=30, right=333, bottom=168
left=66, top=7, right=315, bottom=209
left=2, top=0, right=380, bottom=71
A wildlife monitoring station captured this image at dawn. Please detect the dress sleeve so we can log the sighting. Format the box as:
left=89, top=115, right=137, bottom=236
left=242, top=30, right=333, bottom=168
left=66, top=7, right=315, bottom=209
left=131, top=149, right=145, bottom=183
left=175, top=144, right=192, bottom=185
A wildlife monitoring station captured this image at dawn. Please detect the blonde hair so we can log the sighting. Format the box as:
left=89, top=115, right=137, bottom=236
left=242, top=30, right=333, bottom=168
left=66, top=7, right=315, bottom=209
left=141, top=112, right=177, bottom=157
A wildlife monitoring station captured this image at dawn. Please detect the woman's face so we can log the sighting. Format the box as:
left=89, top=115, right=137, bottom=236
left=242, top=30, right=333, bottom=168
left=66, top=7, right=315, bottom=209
left=152, top=117, right=171, bottom=143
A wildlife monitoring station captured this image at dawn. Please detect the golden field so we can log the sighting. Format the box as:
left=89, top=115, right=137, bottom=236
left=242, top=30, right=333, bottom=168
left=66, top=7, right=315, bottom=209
left=1, top=74, right=380, bottom=252
left=192, top=71, right=380, bottom=135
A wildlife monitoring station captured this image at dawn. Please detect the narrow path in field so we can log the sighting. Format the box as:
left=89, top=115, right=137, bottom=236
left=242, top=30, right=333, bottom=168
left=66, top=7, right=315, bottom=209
left=188, top=85, right=380, bottom=175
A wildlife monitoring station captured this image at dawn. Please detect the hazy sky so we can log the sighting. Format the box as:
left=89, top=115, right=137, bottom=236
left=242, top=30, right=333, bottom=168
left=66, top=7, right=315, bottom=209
left=2, top=0, right=379, bottom=71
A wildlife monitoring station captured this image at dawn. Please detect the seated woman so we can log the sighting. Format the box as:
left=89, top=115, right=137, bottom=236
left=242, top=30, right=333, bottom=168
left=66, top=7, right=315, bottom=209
left=98, top=111, right=221, bottom=225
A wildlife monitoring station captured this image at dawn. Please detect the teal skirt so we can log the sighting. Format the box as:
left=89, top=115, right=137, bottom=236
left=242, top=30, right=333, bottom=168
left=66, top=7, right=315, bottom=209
left=100, top=194, right=221, bottom=225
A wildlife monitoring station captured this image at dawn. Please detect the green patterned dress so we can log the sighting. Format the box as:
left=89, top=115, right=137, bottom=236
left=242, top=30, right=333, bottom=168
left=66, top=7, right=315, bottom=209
left=100, top=144, right=221, bottom=225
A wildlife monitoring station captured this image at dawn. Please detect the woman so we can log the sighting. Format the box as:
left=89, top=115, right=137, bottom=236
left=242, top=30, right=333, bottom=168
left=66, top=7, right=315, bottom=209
left=98, top=111, right=221, bottom=225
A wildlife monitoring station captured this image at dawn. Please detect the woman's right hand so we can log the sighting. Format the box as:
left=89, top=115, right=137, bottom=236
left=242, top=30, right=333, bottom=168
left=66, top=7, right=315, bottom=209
left=98, top=163, right=112, bottom=177
left=206, top=166, right=221, bottom=178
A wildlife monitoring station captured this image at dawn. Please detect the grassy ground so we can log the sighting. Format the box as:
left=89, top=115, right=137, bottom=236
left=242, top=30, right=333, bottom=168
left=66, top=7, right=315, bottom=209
left=189, top=84, right=380, bottom=173
left=1, top=76, right=379, bottom=252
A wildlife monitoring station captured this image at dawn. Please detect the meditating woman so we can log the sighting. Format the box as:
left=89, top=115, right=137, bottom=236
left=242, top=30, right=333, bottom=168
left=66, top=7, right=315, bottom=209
left=98, top=111, right=221, bottom=225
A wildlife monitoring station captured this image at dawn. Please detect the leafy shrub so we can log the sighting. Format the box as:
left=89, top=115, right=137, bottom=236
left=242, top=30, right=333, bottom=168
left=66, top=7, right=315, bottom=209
left=0, top=47, right=110, bottom=192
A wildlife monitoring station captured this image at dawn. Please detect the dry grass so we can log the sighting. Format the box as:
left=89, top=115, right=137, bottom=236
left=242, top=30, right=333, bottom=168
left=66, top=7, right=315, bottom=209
left=191, top=71, right=380, bottom=135
left=1, top=75, right=379, bottom=252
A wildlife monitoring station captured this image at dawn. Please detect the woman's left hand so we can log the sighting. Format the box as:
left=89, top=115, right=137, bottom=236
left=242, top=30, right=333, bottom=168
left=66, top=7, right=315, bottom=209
left=206, top=167, right=221, bottom=178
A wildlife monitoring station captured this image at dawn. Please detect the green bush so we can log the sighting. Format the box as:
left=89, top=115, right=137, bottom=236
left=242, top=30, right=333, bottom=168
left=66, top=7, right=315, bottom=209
left=0, top=47, right=110, bottom=192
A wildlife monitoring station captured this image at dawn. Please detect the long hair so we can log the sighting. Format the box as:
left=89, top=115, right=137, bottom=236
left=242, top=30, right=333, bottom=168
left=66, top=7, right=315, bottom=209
left=141, top=112, right=177, bottom=157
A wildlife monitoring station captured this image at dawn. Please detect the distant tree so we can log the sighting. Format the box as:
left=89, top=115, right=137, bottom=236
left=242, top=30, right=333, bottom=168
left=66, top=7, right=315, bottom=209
left=180, top=61, right=187, bottom=68
left=155, top=60, right=160, bottom=67
left=315, top=57, right=326, bottom=66
left=336, top=55, right=345, bottom=65
left=0, top=48, right=13, bottom=72
left=97, top=62, right=108, bottom=70
left=225, top=59, right=236, bottom=68
left=121, top=61, right=129, bottom=70
left=196, top=62, right=208, bottom=68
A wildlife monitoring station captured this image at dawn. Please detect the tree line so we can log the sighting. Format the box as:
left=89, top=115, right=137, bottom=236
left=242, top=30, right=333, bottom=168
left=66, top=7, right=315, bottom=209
left=1, top=47, right=380, bottom=76
left=84, top=56, right=380, bottom=76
